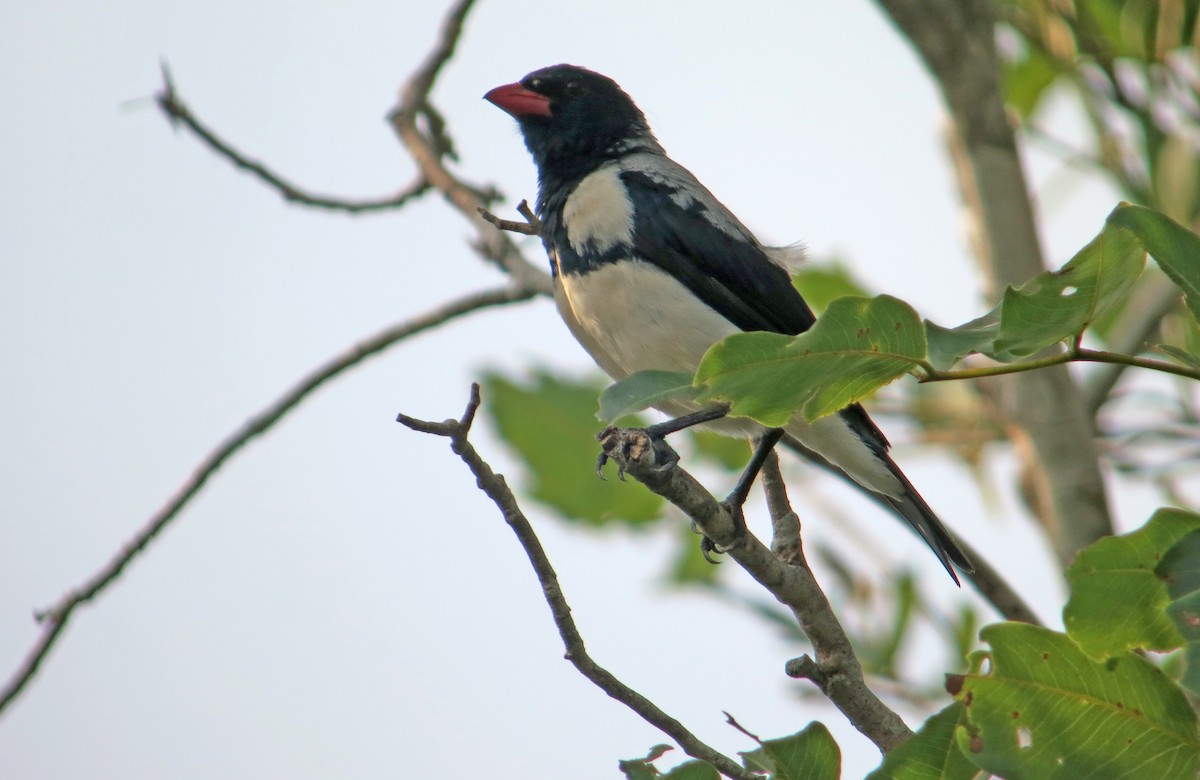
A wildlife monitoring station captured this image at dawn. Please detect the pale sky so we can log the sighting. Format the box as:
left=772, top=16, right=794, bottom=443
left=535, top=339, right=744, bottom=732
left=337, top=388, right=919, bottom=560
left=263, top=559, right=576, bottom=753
left=1, top=2, right=1138, bottom=778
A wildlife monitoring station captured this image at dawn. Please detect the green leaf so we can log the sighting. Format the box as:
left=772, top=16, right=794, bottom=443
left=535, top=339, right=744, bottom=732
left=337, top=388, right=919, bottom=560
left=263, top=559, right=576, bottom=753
left=739, top=722, right=840, bottom=780
left=482, top=370, right=662, bottom=527
left=1108, top=203, right=1200, bottom=324
left=660, top=761, right=720, bottom=780
left=952, top=623, right=1200, bottom=779
left=792, top=261, right=872, bottom=314
left=923, top=310, right=1001, bottom=370
left=1154, top=344, right=1200, bottom=370
left=1063, top=508, right=1200, bottom=659
left=1003, top=45, right=1062, bottom=119
left=993, top=219, right=1145, bottom=356
left=1157, top=530, right=1200, bottom=694
left=618, top=745, right=674, bottom=780
left=598, top=370, right=699, bottom=423
left=867, top=702, right=977, bottom=780
left=696, top=295, right=926, bottom=425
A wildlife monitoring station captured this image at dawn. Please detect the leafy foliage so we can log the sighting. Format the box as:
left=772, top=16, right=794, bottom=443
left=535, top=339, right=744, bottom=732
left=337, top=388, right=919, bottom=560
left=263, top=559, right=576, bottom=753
left=598, top=370, right=697, bottom=423
left=1158, top=529, right=1200, bottom=695
left=993, top=218, right=1144, bottom=356
left=866, top=703, right=977, bottom=780
left=738, top=722, right=841, bottom=780
left=1108, top=203, right=1200, bottom=324
left=1062, top=508, right=1200, bottom=659
left=950, top=622, right=1200, bottom=779
left=695, top=295, right=927, bottom=424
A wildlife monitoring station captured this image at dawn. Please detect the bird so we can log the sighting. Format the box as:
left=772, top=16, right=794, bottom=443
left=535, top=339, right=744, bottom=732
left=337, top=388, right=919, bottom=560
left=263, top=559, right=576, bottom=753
left=485, top=64, right=972, bottom=583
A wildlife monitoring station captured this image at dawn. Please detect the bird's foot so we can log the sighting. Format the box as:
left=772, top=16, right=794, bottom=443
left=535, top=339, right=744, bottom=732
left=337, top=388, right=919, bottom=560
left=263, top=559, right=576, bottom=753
left=596, top=425, right=680, bottom=481
left=695, top=501, right=749, bottom=563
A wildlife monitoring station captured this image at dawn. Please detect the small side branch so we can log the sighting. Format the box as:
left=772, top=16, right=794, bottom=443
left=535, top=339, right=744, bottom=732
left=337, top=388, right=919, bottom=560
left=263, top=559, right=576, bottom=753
left=397, top=387, right=760, bottom=780
left=478, top=200, right=542, bottom=236
left=0, top=285, right=537, bottom=717
left=155, top=62, right=430, bottom=214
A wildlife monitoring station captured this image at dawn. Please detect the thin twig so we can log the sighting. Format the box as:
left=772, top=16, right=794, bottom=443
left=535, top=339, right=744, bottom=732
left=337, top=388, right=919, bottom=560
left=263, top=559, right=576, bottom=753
left=397, top=387, right=761, bottom=780
left=918, top=346, right=1200, bottom=384
left=154, top=62, right=431, bottom=214
left=601, top=429, right=913, bottom=753
left=0, top=285, right=537, bottom=716
left=478, top=199, right=542, bottom=236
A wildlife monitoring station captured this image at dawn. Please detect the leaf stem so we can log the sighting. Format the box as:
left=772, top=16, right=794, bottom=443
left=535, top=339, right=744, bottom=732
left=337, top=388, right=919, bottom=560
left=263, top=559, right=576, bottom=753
left=919, top=347, right=1200, bottom=383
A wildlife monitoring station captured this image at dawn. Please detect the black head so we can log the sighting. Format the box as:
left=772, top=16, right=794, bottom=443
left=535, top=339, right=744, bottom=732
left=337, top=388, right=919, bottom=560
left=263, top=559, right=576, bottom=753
left=485, top=65, right=661, bottom=184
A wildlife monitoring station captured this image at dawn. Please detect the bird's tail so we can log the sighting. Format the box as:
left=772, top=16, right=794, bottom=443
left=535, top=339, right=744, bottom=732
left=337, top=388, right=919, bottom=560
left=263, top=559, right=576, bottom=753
left=779, top=434, right=973, bottom=585
left=876, top=459, right=974, bottom=585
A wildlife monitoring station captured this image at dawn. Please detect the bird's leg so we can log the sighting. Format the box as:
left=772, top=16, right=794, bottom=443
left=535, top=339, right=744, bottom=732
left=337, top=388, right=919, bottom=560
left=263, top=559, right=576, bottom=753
left=643, top=405, right=731, bottom=438
left=699, top=428, right=786, bottom=562
left=595, top=405, right=730, bottom=480
left=726, top=428, right=786, bottom=509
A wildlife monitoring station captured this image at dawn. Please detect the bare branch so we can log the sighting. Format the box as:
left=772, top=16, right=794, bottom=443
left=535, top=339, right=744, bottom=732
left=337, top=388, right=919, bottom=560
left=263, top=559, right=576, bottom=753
left=762, top=452, right=804, bottom=565
left=154, top=62, right=431, bottom=214
left=0, top=284, right=538, bottom=717
left=386, top=0, right=551, bottom=294
left=600, top=429, right=913, bottom=753
left=397, top=387, right=760, bottom=780
left=478, top=199, right=543, bottom=236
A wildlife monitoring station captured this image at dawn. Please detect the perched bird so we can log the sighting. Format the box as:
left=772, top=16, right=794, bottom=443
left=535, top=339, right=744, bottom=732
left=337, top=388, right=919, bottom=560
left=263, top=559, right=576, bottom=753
left=485, top=64, right=972, bottom=582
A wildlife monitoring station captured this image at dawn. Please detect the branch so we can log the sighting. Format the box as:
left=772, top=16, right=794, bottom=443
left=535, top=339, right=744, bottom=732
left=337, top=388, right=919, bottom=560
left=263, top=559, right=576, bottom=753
left=386, top=0, right=552, bottom=294
left=0, top=284, right=537, bottom=717
left=875, top=0, right=1115, bottom=566
left=396, top=387, right=760, bottom=780
left=601, top=430, right=913, bottom=753
left=154, top=62, right=431, bottom=214
left=478, top=201, right=542, bottom=236
left=918, top=347, right=1200, bottom=384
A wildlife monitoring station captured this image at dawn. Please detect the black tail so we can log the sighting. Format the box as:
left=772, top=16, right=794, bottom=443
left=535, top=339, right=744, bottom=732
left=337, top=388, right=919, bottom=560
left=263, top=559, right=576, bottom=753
left=877, top=459, right=973, bottom=585
left=779, top=432, right=972, bottom=585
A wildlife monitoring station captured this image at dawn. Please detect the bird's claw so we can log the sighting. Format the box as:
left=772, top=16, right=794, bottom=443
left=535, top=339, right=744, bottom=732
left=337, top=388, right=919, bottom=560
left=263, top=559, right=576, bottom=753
left=700, top=535, right=722, bottom=564
left=596, top=425, right=680, bottom=481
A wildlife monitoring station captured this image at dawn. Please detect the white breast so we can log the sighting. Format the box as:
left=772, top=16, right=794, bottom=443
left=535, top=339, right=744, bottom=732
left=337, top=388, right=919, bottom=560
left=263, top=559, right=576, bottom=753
left=556, top=260, right=738, bottom=377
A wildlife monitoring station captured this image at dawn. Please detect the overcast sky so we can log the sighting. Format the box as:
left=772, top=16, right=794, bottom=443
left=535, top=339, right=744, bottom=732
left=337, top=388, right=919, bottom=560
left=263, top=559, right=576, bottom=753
left=1, top=2, right=1143, bottom=778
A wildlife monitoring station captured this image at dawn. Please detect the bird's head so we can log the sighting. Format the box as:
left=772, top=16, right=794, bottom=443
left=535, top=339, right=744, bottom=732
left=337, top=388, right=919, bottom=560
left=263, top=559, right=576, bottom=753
left=485, top=65, right=661, bottom=182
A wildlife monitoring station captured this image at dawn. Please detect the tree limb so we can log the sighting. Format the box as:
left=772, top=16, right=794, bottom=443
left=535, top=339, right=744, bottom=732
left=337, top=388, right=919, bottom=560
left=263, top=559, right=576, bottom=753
left=600, top=429, right=913, bottom=753
left=0, top=284, right=537, bottom=717
left=874, top=0, right=1115, bottom=566
left=397, top=386, right=761, bottom=780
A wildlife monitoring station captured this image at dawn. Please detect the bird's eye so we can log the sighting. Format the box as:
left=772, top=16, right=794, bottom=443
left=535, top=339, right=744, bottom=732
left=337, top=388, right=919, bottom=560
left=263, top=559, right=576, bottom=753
left=528, top=78, right=543, bottom=90
left=565, top=79, right=584, bottom=96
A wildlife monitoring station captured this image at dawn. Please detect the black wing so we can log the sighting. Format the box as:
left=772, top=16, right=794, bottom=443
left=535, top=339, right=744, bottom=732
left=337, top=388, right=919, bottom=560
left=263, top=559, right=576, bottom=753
left=619, top=163, right=816, bottom=336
